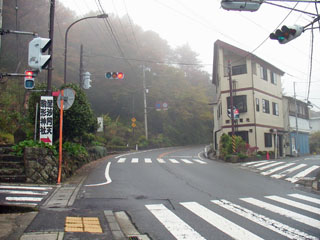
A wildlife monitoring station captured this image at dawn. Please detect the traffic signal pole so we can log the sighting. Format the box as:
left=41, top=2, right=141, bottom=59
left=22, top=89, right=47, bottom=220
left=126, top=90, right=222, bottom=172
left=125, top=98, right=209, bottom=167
left=47, top=0, right=55, bottom=94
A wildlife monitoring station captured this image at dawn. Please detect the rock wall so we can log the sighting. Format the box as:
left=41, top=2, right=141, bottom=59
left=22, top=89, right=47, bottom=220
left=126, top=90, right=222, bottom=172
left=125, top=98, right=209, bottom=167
left=24, top=146, right=107, bottom=184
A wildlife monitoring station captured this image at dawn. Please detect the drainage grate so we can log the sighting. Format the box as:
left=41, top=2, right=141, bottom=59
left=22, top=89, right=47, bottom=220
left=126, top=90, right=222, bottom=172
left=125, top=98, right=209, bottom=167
left=128, top=237, right=139, bottom=240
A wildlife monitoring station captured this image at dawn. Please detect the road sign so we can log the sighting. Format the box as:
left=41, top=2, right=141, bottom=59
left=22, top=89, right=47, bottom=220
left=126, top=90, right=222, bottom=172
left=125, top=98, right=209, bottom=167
left=131, top=122, right=136, bottom=128
left=39, top=96, right=53, bottom=145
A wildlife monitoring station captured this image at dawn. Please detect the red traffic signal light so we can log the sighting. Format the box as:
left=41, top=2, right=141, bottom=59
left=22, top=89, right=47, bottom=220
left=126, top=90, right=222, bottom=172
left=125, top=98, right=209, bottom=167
left=106, top=72, right=124, bottom=80
left=24, top=70, right=36, bottom=89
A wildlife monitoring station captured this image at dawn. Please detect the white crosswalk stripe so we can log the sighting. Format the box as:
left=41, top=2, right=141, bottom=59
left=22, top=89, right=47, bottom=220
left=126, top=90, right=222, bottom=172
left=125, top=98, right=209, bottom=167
left=169, top=159, right=180, bottom=163
left=241, top=197, right=320, bottom=229
left=286, top=165, right=320, bottom=183
left=289, top=193, right=320, bottom=205
left=0, top=185, right=52, bottom=206
left=241, top=160, right=268, bottom=166
left=131, top=158, right=139, bottom=163
left=250, top=161, right=275, bottom=168
left=157, top=158, right=165, bottom=163
left=145, top=194, right=319, bottom=240
left=212, top=199, right=318, bottom=240
left=181, top=159, right=193, bottom=164
left=265, top=195, right=320, bottom=215
left=261, top=163, right=295, bottom=176
left=240, top=161, right=319, bottom=183
left=193, top=159, right=207, bottom=164
left=146, top=204, right=206, bottom=239
left=145, top=158, right=152, bottom=163
left=271, top=163, right=307, bottom=179
left=117, top=157, right=126, bottom=163
left=181, top=201, right=263, bottom=240
left=115, top=158, right=207, bottom=165
left=257, top=161, right=284, bottom=170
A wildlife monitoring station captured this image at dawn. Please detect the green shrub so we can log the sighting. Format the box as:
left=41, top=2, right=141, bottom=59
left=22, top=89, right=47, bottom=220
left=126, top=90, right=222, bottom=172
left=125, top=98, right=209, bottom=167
left=63, top=142, right=88, bottom=157
left=12, top=140, right=57, bottom=157
left=237, top=153, right=248, bottom=160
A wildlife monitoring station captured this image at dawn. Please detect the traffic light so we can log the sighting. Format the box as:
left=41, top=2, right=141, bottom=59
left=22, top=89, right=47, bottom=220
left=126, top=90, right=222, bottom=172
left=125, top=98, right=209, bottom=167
left=270, top=25, right=303, bottom=44
left=24, top=70, right=36, bottom=89
left=105, top=72, right=124, bottom=80
left=221, top=0, right=262, bottom=12
left=28, top=37, right=51, bottom=71
left=82, top=71, right=91, bottom=89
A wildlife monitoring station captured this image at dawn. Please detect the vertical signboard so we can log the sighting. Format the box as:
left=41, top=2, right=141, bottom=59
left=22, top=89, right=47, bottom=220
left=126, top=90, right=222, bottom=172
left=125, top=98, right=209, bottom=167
left=97, top=117, right=103, bottom=133
left=39, top=96, right=53, bottom=145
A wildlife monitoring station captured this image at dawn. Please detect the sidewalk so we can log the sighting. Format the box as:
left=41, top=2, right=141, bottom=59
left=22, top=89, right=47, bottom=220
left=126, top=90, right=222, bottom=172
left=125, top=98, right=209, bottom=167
left=0, top=154, right=150, bottom=239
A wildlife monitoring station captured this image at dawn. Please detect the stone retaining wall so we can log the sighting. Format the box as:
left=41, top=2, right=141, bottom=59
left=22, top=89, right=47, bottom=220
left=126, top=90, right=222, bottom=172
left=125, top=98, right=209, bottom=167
left=24, top=146, right=107, bottom=184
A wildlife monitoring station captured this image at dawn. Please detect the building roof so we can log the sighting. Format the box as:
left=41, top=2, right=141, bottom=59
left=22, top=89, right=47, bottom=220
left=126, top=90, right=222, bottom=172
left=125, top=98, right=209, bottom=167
left=212, top=40, right=285, bottom=85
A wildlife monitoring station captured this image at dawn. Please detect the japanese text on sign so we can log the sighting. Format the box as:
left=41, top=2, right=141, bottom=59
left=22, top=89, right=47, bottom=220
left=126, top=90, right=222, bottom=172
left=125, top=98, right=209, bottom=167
left=39, top=96, right=53, bottom=145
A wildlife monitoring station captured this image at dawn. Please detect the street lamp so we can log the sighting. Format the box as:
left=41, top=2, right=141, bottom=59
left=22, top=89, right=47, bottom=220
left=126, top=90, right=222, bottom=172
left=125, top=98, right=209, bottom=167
left=63, top=14, right=108, bottom=84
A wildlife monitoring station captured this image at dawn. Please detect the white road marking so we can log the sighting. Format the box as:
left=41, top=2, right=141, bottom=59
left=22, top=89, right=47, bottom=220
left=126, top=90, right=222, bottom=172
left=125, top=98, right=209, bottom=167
left=212, top=199, right=318, bottom=240
left=261, top=163, right=295, bottom=176
left=145, top=158, right=152, bottom=163
left=265, top=195, right=320, bottom=215
left=241, top=197, right=320, bottom=229
left=181, top=201, right=263, bottom=240
left=114, top=149, right=155, bottom=158
left=169, top=159, right=179, bottom=163
left=289, top=194, right=320, bottom=205
left=257, top=162, right=284, bottom=170
left=285, top=165, right=320, bottom=183
left=181, top=159, right=193, bottom=164
left=271, top=164, right=307, bottom=179
left=4, top=202, right=38, bottom=206
left=117, top=158, right=126, bottom=163
left=250, top=161, right=275, bottom=167
left=0, top=190, right=48, bottom=195
left=85, top=162, right=112, bottom=187
left=131, top=158, right=139, bottom=163
left=157, top=158, right=165, bottom=163
left=193, top=159, right=207, bottom=164
left=6, top=196, right=43, bottom=202
left=0, top=186, right=52, bottom=191
left=145, top=204, right=205, bottom=240
left=241, top=160, right=268, bottom=166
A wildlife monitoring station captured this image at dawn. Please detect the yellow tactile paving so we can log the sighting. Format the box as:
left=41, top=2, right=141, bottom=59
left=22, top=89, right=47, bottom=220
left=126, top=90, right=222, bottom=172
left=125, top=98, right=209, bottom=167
left=65, top=216, right=103, bottom=233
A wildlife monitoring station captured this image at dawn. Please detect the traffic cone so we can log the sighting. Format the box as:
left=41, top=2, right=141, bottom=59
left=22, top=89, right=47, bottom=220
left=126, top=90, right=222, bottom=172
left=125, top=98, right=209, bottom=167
left=266, top=151, right=270, bottom=160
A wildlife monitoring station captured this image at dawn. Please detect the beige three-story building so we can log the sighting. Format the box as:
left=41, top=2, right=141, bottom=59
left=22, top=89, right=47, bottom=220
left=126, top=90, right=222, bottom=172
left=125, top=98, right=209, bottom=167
left=212, top=40, right=285, bottom=157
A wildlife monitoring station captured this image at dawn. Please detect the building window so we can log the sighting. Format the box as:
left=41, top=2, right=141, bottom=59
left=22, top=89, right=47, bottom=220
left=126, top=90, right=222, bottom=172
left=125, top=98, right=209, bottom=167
left=256, top=98, right=260, bottom=112
left=252, top=62, right=257, bottom=75
left=271, top=72, right=277, bottom=85
left=265, top=133, right=272, bottom=147
left=227, top=95, right=247, bottom=113
left=272, top=102, right=279, bottom=116
left=232, top=64, right=247, bottom=76
left=262, top=99, right=270, bottom=113
left=260, top=66, right=268, bottom=81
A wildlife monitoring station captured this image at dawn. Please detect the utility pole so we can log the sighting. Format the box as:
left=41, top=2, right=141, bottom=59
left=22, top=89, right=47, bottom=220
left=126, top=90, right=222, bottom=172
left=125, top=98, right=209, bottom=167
left=294, top=82, right=299, bottom=156
left=228, top=61, right=236, bottom=153
left=142, top=65, right=149, bottom=141
left=79, top=44, right=83, bottom=88
left=47, top=0, right=55, bottom=94
left=0, top=0, right=3, bottom=53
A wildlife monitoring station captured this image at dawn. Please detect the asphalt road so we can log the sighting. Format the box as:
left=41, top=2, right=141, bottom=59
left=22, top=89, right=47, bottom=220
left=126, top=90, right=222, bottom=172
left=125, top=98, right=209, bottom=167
left=73, top=146, right=320, bottom=239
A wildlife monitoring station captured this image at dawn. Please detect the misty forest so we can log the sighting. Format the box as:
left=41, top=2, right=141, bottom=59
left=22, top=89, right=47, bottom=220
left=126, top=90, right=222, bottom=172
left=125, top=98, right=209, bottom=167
left=0, top=0, right=214, bottom=148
